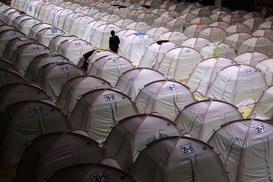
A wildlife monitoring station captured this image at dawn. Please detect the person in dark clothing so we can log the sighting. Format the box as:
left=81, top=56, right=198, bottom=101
left=109, top=30, right=120, bottom=53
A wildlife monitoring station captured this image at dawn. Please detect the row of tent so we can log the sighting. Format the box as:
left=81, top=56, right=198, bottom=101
left=1, top=0, right=273, bottom=181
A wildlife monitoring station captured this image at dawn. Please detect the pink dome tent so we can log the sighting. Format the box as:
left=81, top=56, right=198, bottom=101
left=231, top=9, right=248, bottom=16
left=125, top=21, right=151, bottom=33
left=69, top=88, right=139, bottom=142
left=210, top=12, right=228, bottom=21
left=168, top=3, right=187, bottom=13
left=68, top=16, right=95, bottom=37
left=206, top=64, right=268, bottom=108
left=190, top=16, right=213, bottom=25
left=81, top=20, right=108, bottom=43
left=242, top=17, right=265, bottom=31
left=179, top=13, right=196, bottom=22
left=135, top=80, right=196, bottom=121
left=212, top=7, right=231, bottom=14
left=243, top=11, right=264, bottom=19
left=158, top=31, right=188, bottom=45
left=255, top=58, right=273, bottom=86
left=209, top=21, right=230, bottom=29
left=198, top=27, right=227, bottom=42
left=184, top=23, right=209, bottom=37
left=157, top=46, right=203, bottom=82
left=252, top=29, right=273, bottom=40
left=151, top=15, right=173, bottom=28
left=221, top=14, right=244, bottom=25
left=258, top=20, right=273, bottom=30
left=101, top=14, right=122, bottom=24
left=208, top=119, right=273, bottom=182
left=56, top=75, right=111, bottom=116
left=62, top=12, right=84, bottom=34
left=138, top=40, right=178, bottom=69
left=118, top=32, right=154, bottom=65
left=191, top=7, right=212, bottom=17
left=165, top=18, right=189, bottom=32
left=114, top=18, right=135, bottom=29
left=0, top=69, right=26, bottom=88
left=135, top=12, right=158, bottom=25
left=145, top=27, right=170, bottom=41
left=225, top=23, right=252, bottom=35
left=200, top=42, right=237, bottom=59
left=234, top=51, right=269, bottom=66
left=186, top=57, right=236, bottom=96
left=104, top=114, right=182, bottom=171
left=48, top=34, right=78, bottom=52
left=175, top=99, right=243, bottom=142
left=238, top=36, right=273, bottom=56
left=130, top=136, right=230, bottom=182
left=181, top=37, right=212, bottom=51
left=223, top=32, right=253, bottom=50
left=248, top=85, right=273, bottom=120
left=115, top=68, right=166, bottom=100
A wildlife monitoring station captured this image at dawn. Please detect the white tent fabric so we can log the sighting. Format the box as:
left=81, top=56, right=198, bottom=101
left=200, top=42, right=237, bottom=59
left=255, top=58, right=273, bottom=86
left=158, top=31, right=188, bottom=45
left=206, top=64, right=268, bottom=108
left=81, top=20, right=108, bottom=43
left=234, top=51, right=269, bottom=66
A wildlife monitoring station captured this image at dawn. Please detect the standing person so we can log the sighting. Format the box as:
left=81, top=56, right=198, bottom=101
left=109, top=30, right=120, bottom=53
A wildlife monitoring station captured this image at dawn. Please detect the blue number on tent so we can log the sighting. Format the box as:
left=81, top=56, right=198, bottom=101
left=91, top=170, right=109, bottom=182
left=59, top=65, right=69, bottom=72
left=30, top=105, right=44, bottom=115
left=112, top=57, right=120, bottom=63
left=0, top=72, right=7, bottom=78
left=254, top=124, right=267, bottom=135
left=104, top=93, right=116, bottom=102
left=167, top=83, right=177, bottom=92
left=180, top=143, right=195, bottom=155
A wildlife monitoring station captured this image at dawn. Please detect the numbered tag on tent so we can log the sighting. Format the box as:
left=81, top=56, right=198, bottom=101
left=104, top=93, right=116, bottom=102
left=74, top=42, right=81, bottom=47
left=0, top=72, right=7, bottom=78
left=254, top=124, right=267, bottom=135
left=33, top=20, right=40, bottom=25
left=245, top=68, right=252, bottom=75
left=175, top=32, right=180, bottom=36
left=9, top=31, right=16, bottom=36
left=185, top=48, right=191, bottom=54
left=167, top=83, right=177, bottom=92
left=59, top=65, right=69, bottom=72
left=260, top=38, right=266, bottom=43
left=42, top=52, right=58, bottom=58
left=109, top=26, right=115, bottom=30
left=50, top=27, right=58, bottom=33
left=112, top=57, right=120, bottom=63
left=220, top=44, right=226, bottom=49
left=30, top=105, right=44, bottom=115
left=31, top=45, right=40, bottom=51
left=180, top=143, right=195, bottom=155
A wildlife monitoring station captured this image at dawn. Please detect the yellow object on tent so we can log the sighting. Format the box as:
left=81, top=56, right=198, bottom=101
left=211, top=46, right=220, bottom=57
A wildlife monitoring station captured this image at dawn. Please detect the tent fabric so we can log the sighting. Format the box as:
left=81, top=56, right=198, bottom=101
left=86, top=50, right=134, bottom=86
left=46, top=163, right=138, bottom=182
left=207, top=119, right=273, bottom=182
left=118, top=33, right=154, bottom=65
left=0, top=69, right=26, bottom=88
left=221, top=14, right=244, bottom=25
left=184, top=24, right=209, bottom=38
left=0, top=58, right=18, bottom=71
left=0, top=83, right=51, bottom=112
left=56, top=75, right=111, bottom=116
left=10, top=43, right=51, bottom=76
left=125, top=21, right=151, bottom=33
left=191, top=7, right=212, bottom=17
left=28, top=23, right=53, bottom=39
left=34, top=62, right=86, bottom=102
left=198, top=27, right=227, bottom=42
left=206, top=64, right=268, bottom=108
left=101, top=14, right=122, bottom=24
left=48, top=34, right=77, bottom=52
left=234, top=51, right=269, bottom=66
left=35, top=27, right=65, bottom=47
left=69, top=88, right=139, bottom=142
left=92, top=12, right=109, bottom=21
left=258, top=20, right=273, bottom=30
left=178, top=13, right=196, bottom=22
left=158, top=31, right=188, bottom=45
left=130, top=136, right=230, bottom=182
left=190, top=16, right=213, bottom=25
left=14, top=132, right=106, bottom=182
left=255, top=58, right=273, bottom=86
left=243, top=11, right=265, bottom=19
left=114, top=18, right=135, bottom=29
left=90, top=23, right=121, bottom=49
left=81, top=20, right=108, bottom=43
left=145, top=27, right=170, bottom=41
left=24, top=52, right=70, bottom=81
left=238, top=36, right=273, bottom=56
left=209, top=21, right=230, bottom=29
left=157, top=46, right=203, bottom=82
left=186, top=57, right=237, bottom=96
left=0, top=100, right=71, bottom=169
left=18, top=18, right=42, bottom=35
left=0, top=29, right=25, bottom=57
left=249, top=85, right=273, bottom=120
left=62, top=12, right=84, bottom=34
left=110, top=5, right=130, bottom=18
left=135, top=80, right=196, bottom=121
left=200, top=42, right=237, bottom=59
left=135, top=12, right=158, bottom=25
left=181, top=37, right=212, bottom=51
left=151, top=16, right=173, bottom=28
left=252, top=29, right=273, bottom=40
left=224, top=32, right=253, bottom=50
left=104, top=114, right=182, bottom=171
left=115, top=68, right=166, bottom=100
left=225, top=24, right=252, bottom=35
left=175, top=99, right=243, bottom=142
left=138, top=40, right=178, bottom=69
left=57, top=38, right=94, bottom=66
left=165, top=18, right=189, bottom=32
left=242, top=17, right=265, bottom=31
left=210, top=12, right=228, bottom=21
